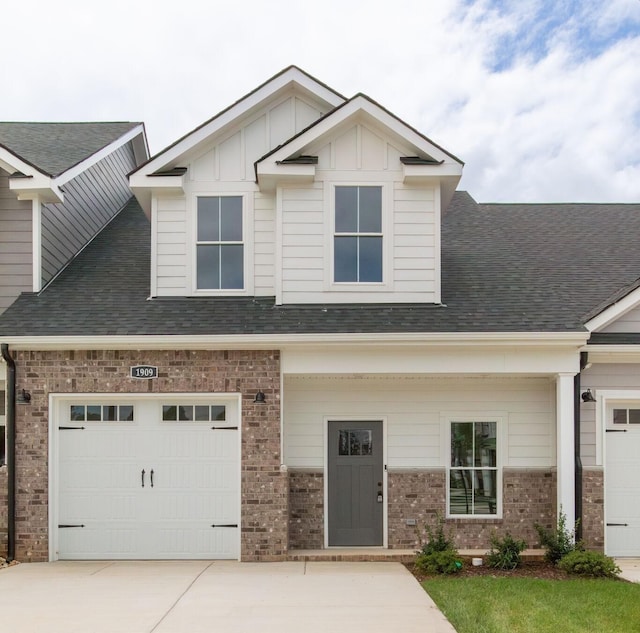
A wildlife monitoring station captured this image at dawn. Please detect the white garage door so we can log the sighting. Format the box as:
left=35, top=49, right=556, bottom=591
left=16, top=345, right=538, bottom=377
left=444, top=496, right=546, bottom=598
left=56, top=397, right=240, bottom=560
left=605, top=405, right=640, bottom=557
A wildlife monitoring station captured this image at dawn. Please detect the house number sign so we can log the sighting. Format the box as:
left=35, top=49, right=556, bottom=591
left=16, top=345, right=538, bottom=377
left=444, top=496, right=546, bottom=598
left=130, top=365, right=158, bottom=379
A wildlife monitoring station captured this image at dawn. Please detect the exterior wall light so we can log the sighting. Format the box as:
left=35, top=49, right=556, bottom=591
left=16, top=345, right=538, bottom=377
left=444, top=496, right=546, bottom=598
left=581, top=389, right=596, bottom=403
left=254, top=390, right=266, bottom=403
left=16, top=389, right=31, bottom=404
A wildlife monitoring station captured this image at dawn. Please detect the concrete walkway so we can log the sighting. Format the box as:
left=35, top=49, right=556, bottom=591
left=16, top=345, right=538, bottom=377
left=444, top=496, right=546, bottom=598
left=617, top=558, right=640, bottom=583
left=0, top=560, right=456, bottom=633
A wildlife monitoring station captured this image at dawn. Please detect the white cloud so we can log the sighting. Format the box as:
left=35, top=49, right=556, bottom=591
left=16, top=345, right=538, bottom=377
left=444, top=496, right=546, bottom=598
left=1, top=0, right=638, bottom=202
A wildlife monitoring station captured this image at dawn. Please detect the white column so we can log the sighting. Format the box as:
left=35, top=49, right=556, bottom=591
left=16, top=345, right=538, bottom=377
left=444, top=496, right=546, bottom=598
left=556, top=372, right=576, bottom=531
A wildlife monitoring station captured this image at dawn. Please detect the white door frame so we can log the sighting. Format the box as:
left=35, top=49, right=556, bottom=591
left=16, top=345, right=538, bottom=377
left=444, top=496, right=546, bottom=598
left=323, top=416, right=388, bottom=549
left=48, top=392, right=242, bottom=561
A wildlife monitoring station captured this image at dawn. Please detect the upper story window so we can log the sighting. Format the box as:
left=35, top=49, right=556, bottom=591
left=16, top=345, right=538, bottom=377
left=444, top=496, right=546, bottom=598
left=196, top=196, right=244, bottom=290
left=334, top=186, right=382, bottom=283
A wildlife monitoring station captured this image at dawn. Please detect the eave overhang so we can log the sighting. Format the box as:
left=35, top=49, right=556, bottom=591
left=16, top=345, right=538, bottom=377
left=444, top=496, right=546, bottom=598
left=0, top=331, right=589, bottom=352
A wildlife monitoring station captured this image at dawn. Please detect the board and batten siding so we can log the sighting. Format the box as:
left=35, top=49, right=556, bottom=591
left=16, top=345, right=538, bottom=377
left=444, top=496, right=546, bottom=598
left=581, top=363, right=640, bottom=467
left=0, top=168, right=33, bottom=313
left=283, top=375, right=556, bottom=469
left=40, top=142, right=137, bottom=286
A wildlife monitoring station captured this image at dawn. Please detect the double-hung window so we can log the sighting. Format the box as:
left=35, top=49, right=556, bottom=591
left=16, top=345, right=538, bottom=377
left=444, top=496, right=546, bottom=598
left=334, top=186, right=382, bottom=283
left=449, top=420, right=498, bottom=516
left=196, top=196, right=243, bottom=290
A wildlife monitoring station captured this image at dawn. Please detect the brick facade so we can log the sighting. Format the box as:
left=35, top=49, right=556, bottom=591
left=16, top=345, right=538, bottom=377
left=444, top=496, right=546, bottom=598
left=11, top=349, right=286, bottom=562
left=582, top=467, right=604, bottom=550
left=287, top=468, right=557, bottom=551
left=288, top=470, right=324, bottom=550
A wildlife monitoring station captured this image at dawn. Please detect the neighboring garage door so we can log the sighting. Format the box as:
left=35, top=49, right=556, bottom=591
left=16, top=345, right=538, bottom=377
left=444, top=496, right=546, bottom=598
left=605, top=404, right=640, bottom=557
left=55, top=396, right=240, bottom=560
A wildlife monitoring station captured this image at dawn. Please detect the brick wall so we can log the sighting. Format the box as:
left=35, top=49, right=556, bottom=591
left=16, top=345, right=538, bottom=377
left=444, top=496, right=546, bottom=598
left=288, top=470, right=324, bottom=549
left=287, top=468, right=557, bottom=552
left=389, top=468, right=556, bottom=550
left=13, top=349, right=286, bottom=562
left=582, top=467, right=604, bottom=550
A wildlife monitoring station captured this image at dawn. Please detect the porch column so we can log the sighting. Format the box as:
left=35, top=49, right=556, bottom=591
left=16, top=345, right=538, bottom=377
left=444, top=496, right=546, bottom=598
left=556, top=372, right=575, bottom=531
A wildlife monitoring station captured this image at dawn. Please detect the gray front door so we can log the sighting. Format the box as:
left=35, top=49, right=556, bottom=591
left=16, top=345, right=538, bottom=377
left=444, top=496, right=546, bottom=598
left=328, top=421, right=383, bottom=546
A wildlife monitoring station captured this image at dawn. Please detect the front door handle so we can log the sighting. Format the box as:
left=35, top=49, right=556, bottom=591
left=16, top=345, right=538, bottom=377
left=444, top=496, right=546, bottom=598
left=141, top=469, right=145, bottom=488
left=150, top=469, right=154, bottom=488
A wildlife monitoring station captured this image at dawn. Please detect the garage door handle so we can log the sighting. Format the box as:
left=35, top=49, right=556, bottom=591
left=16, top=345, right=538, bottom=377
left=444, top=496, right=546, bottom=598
left=150, top=469, right=154, bottom=488
left=607, top=523, right=629, bottom=526
left=141, top=469, right=145, bottom=487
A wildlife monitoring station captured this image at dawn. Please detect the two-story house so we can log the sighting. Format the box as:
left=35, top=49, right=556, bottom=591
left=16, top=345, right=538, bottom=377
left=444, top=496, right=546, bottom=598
left=1, top=67, right=639, bottom=563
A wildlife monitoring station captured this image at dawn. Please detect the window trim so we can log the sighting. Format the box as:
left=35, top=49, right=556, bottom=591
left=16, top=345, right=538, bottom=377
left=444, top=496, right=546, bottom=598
left=324, top=182, right=393, bottom=292
left=445, top=417, right=502, bottom=519
left=191, top=193, right=254, bottom=296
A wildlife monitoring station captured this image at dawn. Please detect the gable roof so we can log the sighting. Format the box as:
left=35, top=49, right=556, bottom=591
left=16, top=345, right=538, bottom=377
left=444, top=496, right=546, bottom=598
left=130, top=66, right=346, bottom=180
left=0, top=122, right=143, bottom=177
left=1, top=193, right=638, bottom=342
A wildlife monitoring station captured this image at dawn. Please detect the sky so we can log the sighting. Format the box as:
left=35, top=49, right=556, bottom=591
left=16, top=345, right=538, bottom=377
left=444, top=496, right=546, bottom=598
left=1, top=0, right=639, bottom=203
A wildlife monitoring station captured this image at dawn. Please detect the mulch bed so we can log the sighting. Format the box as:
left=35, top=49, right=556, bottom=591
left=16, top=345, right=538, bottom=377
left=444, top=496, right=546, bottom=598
left=407, top=559, right=570, bottom=582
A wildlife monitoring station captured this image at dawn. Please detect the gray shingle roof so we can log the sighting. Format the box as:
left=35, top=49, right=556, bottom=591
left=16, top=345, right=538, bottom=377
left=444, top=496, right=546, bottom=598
left=1, top=193, right=639, bottom=337
left=0, top=122, right=141, bottom=176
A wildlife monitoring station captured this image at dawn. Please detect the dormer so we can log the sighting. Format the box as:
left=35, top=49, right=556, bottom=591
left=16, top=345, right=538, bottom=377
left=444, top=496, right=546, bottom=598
left=130, top=68, right=462, bottom=305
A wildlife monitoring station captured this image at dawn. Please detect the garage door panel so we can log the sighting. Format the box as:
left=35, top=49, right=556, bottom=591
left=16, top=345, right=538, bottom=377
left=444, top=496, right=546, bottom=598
left=606, top=429, right=640, bottom=557
left=57, top=398, right=240, bottom=560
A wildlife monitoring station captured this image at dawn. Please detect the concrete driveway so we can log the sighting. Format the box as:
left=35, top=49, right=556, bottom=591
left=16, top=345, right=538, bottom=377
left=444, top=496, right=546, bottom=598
left=0, top=560, right=455, bottom=633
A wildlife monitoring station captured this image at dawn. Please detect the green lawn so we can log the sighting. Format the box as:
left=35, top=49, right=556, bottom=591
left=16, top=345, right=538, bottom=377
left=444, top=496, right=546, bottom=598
left=423, top=577, right=640, bottom=633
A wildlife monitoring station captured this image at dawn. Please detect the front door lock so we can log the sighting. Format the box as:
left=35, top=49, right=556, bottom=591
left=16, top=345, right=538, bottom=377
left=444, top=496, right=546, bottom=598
left=377, top=492, right=383, bottom=503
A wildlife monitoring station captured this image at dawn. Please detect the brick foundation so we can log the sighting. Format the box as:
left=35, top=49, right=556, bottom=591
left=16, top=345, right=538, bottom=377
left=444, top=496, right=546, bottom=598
left=12, top=349, right=286, bottom=562
left=288, top=470, right=324, bottom=549
left=582, top=467, right=604, bottom=550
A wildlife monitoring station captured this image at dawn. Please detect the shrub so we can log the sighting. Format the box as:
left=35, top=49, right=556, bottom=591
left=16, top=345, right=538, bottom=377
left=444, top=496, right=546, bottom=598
left=416, top=549, right=462, bottom=575
left=416, top=512, right=455, bottom=556
left=558, top=550, right=621, bottom=578
left=535, top=510, right=582, bottom=564
left=486, top=532, right=527, bottom=570
left=414, top=513, right=462, bottom=574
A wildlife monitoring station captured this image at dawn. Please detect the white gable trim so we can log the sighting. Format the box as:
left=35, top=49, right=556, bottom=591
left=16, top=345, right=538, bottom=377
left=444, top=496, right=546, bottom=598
left=585, top=285, right=640, bottom=332
left=0, top=147, right=62, bottom=201
left=131, top=67, right=346, bottom=182
left=257, top=95, right=463, bottom=178
left=55, top=124, right=147, bottom=186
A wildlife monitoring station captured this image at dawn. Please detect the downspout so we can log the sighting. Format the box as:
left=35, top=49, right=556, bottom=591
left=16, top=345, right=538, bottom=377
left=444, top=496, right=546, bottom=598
left=574, top=351, right=588, bottom=542
left=1, top=343, right=16, bottom=562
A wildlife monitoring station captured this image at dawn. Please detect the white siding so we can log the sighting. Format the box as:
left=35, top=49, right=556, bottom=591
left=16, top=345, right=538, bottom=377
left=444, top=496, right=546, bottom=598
left=278, top=122, right=439, bottom=304
left=581, top=363, right=640, bottom=466
left=284, top=376, right=555, bottom=469
left=155, top=196, right=188, bottom=294
left=601, top=306, right=640, bottom=332
left=0, top=168, right=32, bottom=313
left=254, top=192, right=275, bottom=295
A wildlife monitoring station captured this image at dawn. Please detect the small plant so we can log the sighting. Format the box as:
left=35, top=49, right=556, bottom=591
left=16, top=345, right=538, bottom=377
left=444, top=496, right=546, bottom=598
left=416, top=512, right=455, bottom=556
left=486, top=532, right=527, bottom=570
left=558, top=550, right=621, bottom=578
left=535, top=509, right=582, bottom=564
left=416, top=549, right=462, bottom=575
left=415, top=513, right=462, bottom=574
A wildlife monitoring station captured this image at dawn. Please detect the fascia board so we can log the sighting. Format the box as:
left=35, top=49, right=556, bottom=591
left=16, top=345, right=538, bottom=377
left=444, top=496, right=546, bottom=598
left=0, top=331, right=589, bottom=351
left=55, top=124, right=147, bottom=186
left=259, top=96, right=462, bottom=170
left=585, top=285, right=640, bottom=332
left=129, top=173, right=185, bottom=190
left=132, top=69, right=346, bottom=178
left=0, top=147, right=48, bottom=179
left=402, top=163, right=463, bottom=180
